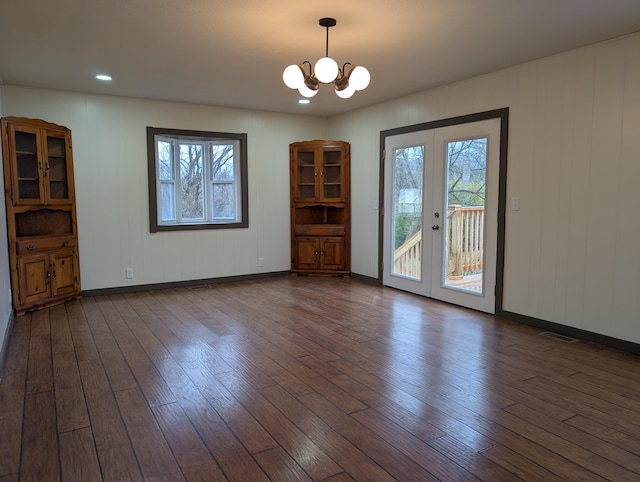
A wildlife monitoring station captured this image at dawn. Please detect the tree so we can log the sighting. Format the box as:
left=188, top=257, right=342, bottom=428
left=393, top=146, right=423, bottom=248
left=446, top=138, right=487, bottom=206
left=179, top=143, right=203, bottom=219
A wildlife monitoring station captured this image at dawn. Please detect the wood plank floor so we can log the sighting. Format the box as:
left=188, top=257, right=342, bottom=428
left=1, top=276, right=640, bottom=481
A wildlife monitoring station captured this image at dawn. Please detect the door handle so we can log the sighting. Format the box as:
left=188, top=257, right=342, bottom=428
left=432, top=225, right=440, bottom=230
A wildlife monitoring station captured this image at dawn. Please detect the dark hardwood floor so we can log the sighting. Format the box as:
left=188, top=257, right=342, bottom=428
left=1, top=276, right=640, bottom=481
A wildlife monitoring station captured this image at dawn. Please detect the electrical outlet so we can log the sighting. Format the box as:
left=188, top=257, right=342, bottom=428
left=258, top=258, right=264, bottom=267
left=126, top=268, right=134, bottom=279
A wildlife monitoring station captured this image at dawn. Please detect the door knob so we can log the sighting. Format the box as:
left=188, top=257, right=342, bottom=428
left=432, top=224, right=440, bottom=230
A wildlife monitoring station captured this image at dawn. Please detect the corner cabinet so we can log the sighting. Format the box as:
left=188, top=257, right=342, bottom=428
left=290, top=140, right=350, bottom=276
left=1, top=117, right=81, bottom=315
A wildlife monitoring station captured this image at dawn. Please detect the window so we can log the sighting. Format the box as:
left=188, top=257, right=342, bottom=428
left=147, top=127, right=248, bottom=232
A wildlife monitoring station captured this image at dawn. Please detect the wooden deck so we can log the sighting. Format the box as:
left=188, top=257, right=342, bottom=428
left=1, top=276, right=639, bottom=480
left=445, top=272, right=483, bottom=292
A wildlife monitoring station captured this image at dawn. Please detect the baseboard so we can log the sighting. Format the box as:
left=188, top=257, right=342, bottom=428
left=82, top=271, right=291, bottom=297
left=498, top=309, right=640, bottom=355
left=350, top=272, right=382, bottom=286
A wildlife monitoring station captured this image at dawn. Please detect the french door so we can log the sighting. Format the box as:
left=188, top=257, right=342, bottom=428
left=382, top=118, right=500, bottom=313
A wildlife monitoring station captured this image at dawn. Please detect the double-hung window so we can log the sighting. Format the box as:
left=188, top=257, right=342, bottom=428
left=147, top=127, right=248, bottom=232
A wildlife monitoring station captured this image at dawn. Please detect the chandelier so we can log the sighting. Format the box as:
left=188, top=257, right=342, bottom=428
left=283, top=18, right=370, bottom=99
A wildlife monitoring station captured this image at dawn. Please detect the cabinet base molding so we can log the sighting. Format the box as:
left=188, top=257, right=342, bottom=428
left=14, top=293, right=82, bottom=316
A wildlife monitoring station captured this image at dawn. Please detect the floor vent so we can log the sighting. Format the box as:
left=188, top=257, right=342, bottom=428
left=189, top=285, right=211, bottom=291
left=540, top=331, right=578, bottom=343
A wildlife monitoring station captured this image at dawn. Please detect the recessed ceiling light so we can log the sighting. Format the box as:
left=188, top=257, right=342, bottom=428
left=298, top=99, right=310, bottom=104
left=96, top=74, right=112, bottom=81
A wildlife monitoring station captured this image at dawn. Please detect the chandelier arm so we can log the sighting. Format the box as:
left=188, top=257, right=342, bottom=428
left=342, top=62, right=354, bottom=76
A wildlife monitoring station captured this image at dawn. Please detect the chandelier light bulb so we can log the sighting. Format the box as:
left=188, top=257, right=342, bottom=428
left=349, top=66, right=371, bottom=91
left=298, top=83, right=319, bottom=98
left=314, top=57, right=339, bottom=83
left=283, top=64, right=304, bottom=89
left=335, top=83, right=355, bottom=99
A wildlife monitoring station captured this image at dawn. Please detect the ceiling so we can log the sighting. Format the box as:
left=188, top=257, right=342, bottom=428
left=1, top=0, right=640, bottom=118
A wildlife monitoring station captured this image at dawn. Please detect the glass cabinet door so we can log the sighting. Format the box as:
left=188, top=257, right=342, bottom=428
left=321, top=148, right=343, bottom=202
left=9, top=125, right=73, bottom=205
left=45, top=132, right=71, bottom=203
left=11, top=125, right=44, bottom=205
left=293, top=148, right=317, bottom=202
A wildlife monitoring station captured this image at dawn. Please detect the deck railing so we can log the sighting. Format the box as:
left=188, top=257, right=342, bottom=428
left=445, top=205, right=484, bottom=277
left=393, top=230, right=422, bottom=278
left=393, top=205, right=484, bottom=278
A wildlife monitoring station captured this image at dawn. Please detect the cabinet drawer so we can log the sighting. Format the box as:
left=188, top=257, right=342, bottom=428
left=295, top=225, right=345, bottom=236
left=17, top=235, right=76, bottom=254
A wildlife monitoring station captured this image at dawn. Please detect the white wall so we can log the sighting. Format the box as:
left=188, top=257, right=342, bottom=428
left=330, top=32, right=640, bottom=345
left=2, top=88, right=328, bottom=290
left=0, top=86, right=15, bottom=368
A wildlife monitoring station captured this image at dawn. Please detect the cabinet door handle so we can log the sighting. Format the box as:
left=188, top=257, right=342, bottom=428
left=52, top=269, right=57, bottom=278
left=315, top=251, right=319, bottom=256
left=26, top=244, right=35, bottom=250
left=62, top=239, right=70, bottom=247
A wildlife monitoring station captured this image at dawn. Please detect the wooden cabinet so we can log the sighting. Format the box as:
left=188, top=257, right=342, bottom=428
left=2, top=117, right=81, bottom=314
left=290, top=140, right=350, bottom=276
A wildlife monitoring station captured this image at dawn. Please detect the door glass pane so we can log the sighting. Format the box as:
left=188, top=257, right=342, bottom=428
left=15, top=131, right=41, bottom=199
left=392, top=145, right=424, bottom=280
left=47, top=136, right=68, bottom=199
left=296, top=151, right=315, bottom=199
left=443, top=137, right=487, bottom=293
left=323, top=150, right=341, bottom=199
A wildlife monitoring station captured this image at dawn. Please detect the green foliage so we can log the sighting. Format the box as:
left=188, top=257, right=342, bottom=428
left=394, top=213, right=422, bottom=248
